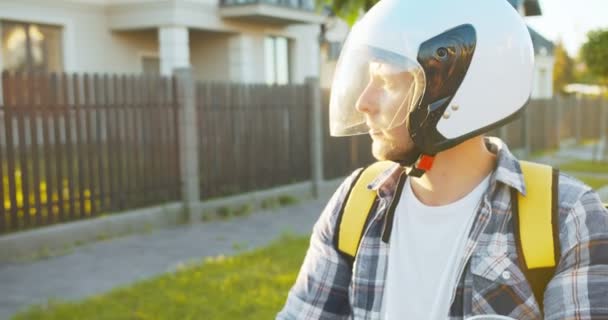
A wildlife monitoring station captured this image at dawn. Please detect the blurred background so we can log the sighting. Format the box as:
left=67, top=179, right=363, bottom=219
left=0, top=0, right=606, bottom=319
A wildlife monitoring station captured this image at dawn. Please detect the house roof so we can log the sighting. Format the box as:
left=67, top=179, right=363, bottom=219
left=528, top=26, right=555, bottom=56
left=507, top=0, right=542, bottom=16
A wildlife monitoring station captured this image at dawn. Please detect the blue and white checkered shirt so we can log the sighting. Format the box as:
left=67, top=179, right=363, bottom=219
left=277, top=137, right=608, bottom=320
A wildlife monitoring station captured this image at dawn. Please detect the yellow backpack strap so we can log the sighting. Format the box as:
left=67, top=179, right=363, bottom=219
left=513, top=160, right=560, bottom=313
left=335, top=161, right=395, bottom=260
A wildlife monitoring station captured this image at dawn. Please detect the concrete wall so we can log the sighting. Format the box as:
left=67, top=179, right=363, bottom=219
left=0, top=0, right=158, bottom=74
left=532, top=55, right=555, bottom=99
left=0, top=0, right=320, bottom=84
left=190, top=24, right=319, bottom=84
left=190, top=31, right=231, bottom=82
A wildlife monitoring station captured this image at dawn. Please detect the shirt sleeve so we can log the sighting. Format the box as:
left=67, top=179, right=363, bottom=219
left=544, top=189, right=608, bottom=319
left=276, top=170, right=362, bottom=320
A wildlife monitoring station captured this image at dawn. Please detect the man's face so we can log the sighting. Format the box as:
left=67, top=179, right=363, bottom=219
left=355, top=62, right=417, bottom=162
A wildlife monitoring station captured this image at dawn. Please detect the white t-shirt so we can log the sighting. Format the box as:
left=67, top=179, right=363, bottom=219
left=382, top=174, right=491, bottom=319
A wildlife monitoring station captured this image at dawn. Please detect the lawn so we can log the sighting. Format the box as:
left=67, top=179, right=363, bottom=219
left=13, top=235, right=309, bottom=320
left=557, top=160, right=608, bottom=174
left=558, top=160, right=608, bottom=189
left=574, top=176, right=608, bottom=189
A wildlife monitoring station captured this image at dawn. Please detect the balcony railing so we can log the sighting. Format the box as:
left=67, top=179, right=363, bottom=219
left=220, top=0, right=315, bottom=12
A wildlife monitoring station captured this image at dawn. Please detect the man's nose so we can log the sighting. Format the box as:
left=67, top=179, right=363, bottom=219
left=355, top=84, right=380, bottom=115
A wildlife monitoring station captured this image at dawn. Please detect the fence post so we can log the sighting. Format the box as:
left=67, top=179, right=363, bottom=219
left=499, top=125, right=508, bottom=143
left=307, top=77, right=323, bottom=198
left=575, top=93, right=582, bottom=144
left=555, top=95, right=562, bottom=151
left=601, top=98, right=608, bottom=161
left=174, top=68, right=200, bottom=211
left=523, top=104, right=531, bottom=158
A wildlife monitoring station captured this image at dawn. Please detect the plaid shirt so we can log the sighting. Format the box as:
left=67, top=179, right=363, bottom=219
left=277, top=137, right=608, bottom=320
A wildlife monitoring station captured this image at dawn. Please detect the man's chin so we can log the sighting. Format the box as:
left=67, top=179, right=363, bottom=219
left=371, top=140, right=417, bottom=164
left=371, top=141, right=398, bottom=161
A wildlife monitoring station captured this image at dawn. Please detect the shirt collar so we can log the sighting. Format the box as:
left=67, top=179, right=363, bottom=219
left=366, top=137, right=527, bottom=198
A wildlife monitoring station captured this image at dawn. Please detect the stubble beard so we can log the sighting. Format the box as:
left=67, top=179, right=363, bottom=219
left=371, top=137, right=416, bottom=163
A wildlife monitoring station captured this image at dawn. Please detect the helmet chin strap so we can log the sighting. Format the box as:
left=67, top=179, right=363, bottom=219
left=395, top=148, right=435, bottom=178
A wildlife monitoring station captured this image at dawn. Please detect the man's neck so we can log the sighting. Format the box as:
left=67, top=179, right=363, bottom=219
left=409, top=136, right=496, bottom=207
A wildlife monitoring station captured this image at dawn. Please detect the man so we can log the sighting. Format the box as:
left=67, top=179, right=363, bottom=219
left=277, top=0, right=608, bottom=319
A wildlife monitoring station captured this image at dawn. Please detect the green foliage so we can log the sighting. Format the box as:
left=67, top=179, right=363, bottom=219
left=319, top=0, right=378, bottom=25
left=13, top=236, right=310, bottom=320
left=580, top=29, right=608, bottom=84
left=260, top=198, right=280, bottom=210
left=553, top=41, right=574, bottom=95
left=277, top=195, right=299, bottom=206
left=216, top=206, right=231, bottom=219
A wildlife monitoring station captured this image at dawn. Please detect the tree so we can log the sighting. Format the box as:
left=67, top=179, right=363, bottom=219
left=553, top=40, right=574, bottom=95
left=320, top=0, right=378, bottom=25
left=580, top=28, right=608, bottom=85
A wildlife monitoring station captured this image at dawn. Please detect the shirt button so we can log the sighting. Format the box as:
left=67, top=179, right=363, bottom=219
left=502, top=271, right=511, bottom=280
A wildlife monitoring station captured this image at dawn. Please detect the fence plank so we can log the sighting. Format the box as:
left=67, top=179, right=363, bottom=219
left=112, top=75, right=125, bottom=209
left=142, top=76, right=152, bottom=202
left=94, top=75, right=105, bottom=210
left=27, top=72, right=43, bottom=226
left=151, top=77, right=162, bottom=200
left=133, top=76, right=145, bottom=205
left=0, top=85, right=4, bottom=232
left=158, top=78, right=169, bottom=201
left=83, top=74, right=99, bottom=215
left=62, top=73, right=75, bottom=220
left=4, top=72, right=19, bottom=230
left=14, top=72, right=32, bottom=228
left=72, top=74, right=86, bottom=218
left=38, top=73, right=54, bottom=224
left=123, top=76, right=136, bottom=207
left=49, top=74, right=66, bottom=222
left=171, top=77, right=180, bottom=200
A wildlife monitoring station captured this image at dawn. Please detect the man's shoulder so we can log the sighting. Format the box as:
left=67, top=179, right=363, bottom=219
left=555, top=172, right=606, bottom=235
left=556, top=172, right=594, bottom=211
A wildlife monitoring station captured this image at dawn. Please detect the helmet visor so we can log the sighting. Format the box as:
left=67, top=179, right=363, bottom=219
left=329, top=42, right=426, bottom=136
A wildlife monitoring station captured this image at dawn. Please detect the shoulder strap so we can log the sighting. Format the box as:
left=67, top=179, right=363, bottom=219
left=513, top=160, right=560, bottom=313
left=335, top=161, right=395, bottom=260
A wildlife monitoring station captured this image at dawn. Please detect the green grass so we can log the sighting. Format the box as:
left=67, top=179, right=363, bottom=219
left=557, top=160, right=608, bottom=189
left=574, top=176, right=608, bottom=189
left=558, top=160, right=608, bottom=174
left=12, top=235, right=309, bottom=320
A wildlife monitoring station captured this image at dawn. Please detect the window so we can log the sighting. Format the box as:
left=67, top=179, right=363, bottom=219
left=265, top=36, right=290, bottom=85
left=1, top=20, right=63, bottom=73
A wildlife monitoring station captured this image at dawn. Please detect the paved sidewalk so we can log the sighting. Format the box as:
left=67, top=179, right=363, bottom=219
left=0, top=198, right=328, bottom=319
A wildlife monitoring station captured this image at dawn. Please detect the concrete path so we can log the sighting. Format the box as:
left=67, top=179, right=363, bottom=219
left=0, top=199, right=328, bottom=319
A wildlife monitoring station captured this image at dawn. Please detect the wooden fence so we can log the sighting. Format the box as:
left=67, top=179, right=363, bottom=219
left=196, top=83, right=311, bottom=198
left=0, top=71, right=180, bottom=233
left=489, top=96, right=606, bottom=154
left=1, top=69, right=606, bottom=234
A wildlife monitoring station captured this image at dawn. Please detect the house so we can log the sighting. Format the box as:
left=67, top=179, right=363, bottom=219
left=320, top=0, right=556, bottom=99
left=0, top=0, right=324, bottom=85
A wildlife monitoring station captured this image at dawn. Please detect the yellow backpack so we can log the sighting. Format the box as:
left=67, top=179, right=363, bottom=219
left=335, top=161, right=560, bottom=311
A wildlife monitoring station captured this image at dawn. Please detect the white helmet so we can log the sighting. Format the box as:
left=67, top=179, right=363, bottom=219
left=329, top=0, right=534, bottom=175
